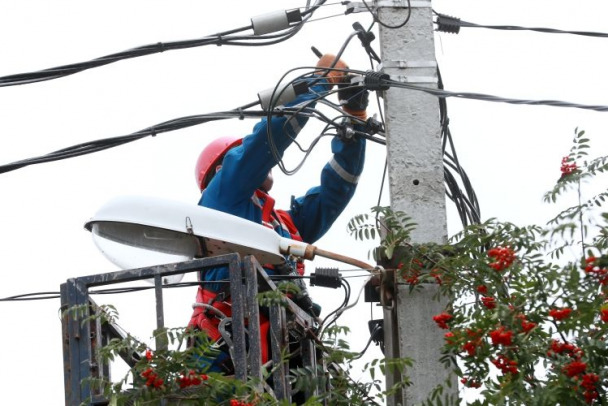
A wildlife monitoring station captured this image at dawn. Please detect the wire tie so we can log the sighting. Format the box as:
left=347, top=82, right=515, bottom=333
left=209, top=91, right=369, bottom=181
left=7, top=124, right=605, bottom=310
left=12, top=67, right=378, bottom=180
left=216, top=35, right=223, bottom=46
left=237, top=108, right=244, bottom=120
left=157, top=42, right=165, bottom=53
left=150, top=127, right=157, bottom=137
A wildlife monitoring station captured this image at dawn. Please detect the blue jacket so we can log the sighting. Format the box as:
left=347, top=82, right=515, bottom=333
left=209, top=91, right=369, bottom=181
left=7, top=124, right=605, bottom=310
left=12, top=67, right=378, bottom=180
left=199, top=79, right=366, bottom=290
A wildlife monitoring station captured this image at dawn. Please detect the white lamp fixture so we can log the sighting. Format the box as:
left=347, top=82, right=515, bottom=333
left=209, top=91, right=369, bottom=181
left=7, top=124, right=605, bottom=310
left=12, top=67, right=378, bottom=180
left=84, top=196, right=374, bottom=284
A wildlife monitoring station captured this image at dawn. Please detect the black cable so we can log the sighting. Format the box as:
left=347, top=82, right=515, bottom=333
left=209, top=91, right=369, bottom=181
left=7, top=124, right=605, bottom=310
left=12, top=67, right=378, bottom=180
left=0, top=291, right=61, bottom=301
left=0, top=2, right=332, bottom=88
left=0, top=280, right=237, bottom=302
left=0, top=26, right=247, bottom=87
left=352, top=322, right=383, bottom=360
left=0, top=275, right=331, bottom=303
left=0, top=22, right=376, bottom=177
left=319, top=278, right=351, bottom=335
left=434, top=11, right=608, bottom=38
left=437, top=68, right=481, bottom=227
left=386, top=78, right=608, bottom=112
left=0, top=106, right=317, bottom=175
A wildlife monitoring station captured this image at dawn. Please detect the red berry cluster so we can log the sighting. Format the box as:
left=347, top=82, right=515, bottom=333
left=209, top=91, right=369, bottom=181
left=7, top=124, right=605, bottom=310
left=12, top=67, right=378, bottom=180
left=491, top=354, right=518, bottom=375
left=399, top=259, right=424, bottom=285
left=580, top=373, right=600, bottom=404
left=490, top=326, right=513, bottom=346
left=549, top=307, right=572, bottom=320
left=517, top=314, right=537, bottom=333
left=548, top=339, right=598, bottom=403
left=230, top=399, right=255, bottom=406
left=432, top=312, right=452, bottom=329
left=487, top=246, right=516, bottom=271
left=462, top=329, right=483, bottom=357
left=462, top=341, right=477, bottom=356
left=481, top=296, right=496, bottom=309
left=430, top=268, right=443, bottom=285
left=583, top=256, right=608, bottom=285
left=564, top=361, right=587, bottom=377
left=141, top=349, right=164, bottom=388
left=560, top=156, right=578, bottom=177
left=601, top=306, right=608, bottom=323
left=460, top=377, right=482, bottom=388
left=177, top=370, right=208, bottom=389
left=141, top=367, right=164, bottom=389
left=547, top=339, right=583, bottom=359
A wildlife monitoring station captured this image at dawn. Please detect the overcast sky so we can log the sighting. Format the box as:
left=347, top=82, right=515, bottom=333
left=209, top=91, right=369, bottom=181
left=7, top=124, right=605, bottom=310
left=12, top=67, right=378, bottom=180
left=1, top=1, right=608, bottom=404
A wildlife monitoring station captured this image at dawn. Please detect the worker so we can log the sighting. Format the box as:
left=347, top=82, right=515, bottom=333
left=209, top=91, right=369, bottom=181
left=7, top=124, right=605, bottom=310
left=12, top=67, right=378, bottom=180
left=188, top=54, right=369, bottom=374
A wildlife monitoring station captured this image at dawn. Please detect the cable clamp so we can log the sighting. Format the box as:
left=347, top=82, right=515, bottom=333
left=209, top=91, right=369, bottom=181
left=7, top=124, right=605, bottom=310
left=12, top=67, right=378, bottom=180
left=379, top=60, right=437, bottom=84
left=310, top=267, right=342, bottom=289
left=251, top=9, right=302, bottom=35
left=435, top=13, right=461, bottom=34
left=365, top=116, right=384, bottom=135
left=336, top=120, right=356, bottom=141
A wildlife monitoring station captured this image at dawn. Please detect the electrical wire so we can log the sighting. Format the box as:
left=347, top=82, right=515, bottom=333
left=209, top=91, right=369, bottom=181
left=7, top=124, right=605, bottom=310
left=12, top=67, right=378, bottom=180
left=0, top=105, right=317, bottom=175
left=385, top=78, right=608, bottom=112
left=319, top=274, right=373, bottom=338
left=319, top=278, right=351, bottom=332
left=438, top=69, right=481, bottom=227
left=0, top=280, right=235, bottom=302
left=352, top=321, right=383, bottom=360
left=0, top=2, right=330, bottom=88
left=434, top=11, right=608, bottom=38
left=0, top=291, right=61, bottom=301
left=0, top=9, right=383, bottom=178
left=0, top=274, right=343, bottom=303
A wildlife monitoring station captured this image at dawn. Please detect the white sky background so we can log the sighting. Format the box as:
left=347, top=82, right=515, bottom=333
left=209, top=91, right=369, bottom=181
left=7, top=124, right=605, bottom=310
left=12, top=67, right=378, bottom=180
left=1, top=0, right=608, bottom=404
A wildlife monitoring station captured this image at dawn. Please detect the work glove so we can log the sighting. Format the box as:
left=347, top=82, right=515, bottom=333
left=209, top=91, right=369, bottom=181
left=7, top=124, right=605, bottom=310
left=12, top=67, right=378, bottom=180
left=315, top=53, right=349, bottom=88
left=338, top=76, right=369, bottom=120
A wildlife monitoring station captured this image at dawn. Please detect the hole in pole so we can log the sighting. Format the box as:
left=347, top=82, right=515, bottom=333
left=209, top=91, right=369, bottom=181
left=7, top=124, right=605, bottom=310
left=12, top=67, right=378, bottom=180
left=413, top=179, right=420, bottom=185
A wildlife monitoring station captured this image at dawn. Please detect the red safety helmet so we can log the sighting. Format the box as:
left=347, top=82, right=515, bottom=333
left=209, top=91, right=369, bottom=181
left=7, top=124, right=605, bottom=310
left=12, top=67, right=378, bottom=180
left=195, top=136, right=243, bottom=191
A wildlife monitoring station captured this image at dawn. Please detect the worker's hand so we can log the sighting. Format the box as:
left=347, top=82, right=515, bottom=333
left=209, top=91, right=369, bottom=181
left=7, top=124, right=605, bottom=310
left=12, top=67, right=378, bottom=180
left=315, top=53, right=349, bottom=87
left=338, top=77, right=369, bottom=120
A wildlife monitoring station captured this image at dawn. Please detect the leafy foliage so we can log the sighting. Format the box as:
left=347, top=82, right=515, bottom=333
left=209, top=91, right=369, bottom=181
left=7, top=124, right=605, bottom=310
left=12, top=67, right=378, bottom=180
left=349, top=130, right=608, bottom=405
left=347, top=206, right=417, bottom=260
left=87, top=288, right=412, bottom=405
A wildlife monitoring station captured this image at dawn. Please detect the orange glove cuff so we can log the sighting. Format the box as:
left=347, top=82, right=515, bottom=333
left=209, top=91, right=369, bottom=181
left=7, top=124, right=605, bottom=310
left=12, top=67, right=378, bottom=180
left=315, top=54, right=348, bottom=87
left=342, top=106, right=367, bottom=121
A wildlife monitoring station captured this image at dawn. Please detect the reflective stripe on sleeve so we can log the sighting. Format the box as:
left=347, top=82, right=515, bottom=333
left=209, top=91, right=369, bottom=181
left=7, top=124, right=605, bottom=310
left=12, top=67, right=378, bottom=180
left=329, top=157, right=360, bottom=184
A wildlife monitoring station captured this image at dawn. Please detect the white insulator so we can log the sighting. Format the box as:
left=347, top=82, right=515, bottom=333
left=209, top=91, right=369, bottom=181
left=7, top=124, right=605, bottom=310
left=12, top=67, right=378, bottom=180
left=251, top=10, right=289, bottom=35
left=258, top=83, right=297, bottom=110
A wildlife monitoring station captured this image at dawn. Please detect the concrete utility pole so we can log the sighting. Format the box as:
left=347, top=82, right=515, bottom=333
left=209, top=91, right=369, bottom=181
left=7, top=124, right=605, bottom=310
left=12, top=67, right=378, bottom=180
left=377, top=1, right=458, bottom=404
